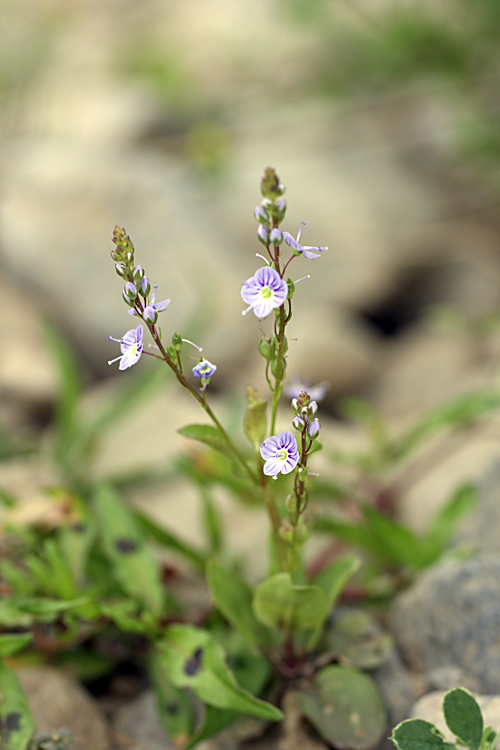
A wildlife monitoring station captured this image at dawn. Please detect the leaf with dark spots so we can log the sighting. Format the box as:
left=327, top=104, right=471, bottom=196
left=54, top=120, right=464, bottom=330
left=184, top=647, right=203, bottom=676
left=114, top=538, right=138, bottom=554
left=4, top=711, right=21, bottom=738
left=166, top=702, right=180, bottom=716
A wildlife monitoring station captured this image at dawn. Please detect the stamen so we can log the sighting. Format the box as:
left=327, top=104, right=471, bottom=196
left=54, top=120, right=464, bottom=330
left=256, top=253, right=270, bottom=265
left=294, top=275, right=310, bottom=284
left=182, top=338, right=203, bottom=352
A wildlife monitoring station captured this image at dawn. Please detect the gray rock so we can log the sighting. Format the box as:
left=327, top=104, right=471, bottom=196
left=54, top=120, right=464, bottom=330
left=372, top=648, right=421, bottom=729
left=458, top=459, right=500, bottom=555
left=15, top=666, right=109, bottom=750
left=391, top=555, right=500, bottom=694
left=113, top=690, right=175, bottom=750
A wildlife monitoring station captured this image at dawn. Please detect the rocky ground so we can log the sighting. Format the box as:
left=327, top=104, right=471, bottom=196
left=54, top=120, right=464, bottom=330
left=3, top=1, right=500, bottom=749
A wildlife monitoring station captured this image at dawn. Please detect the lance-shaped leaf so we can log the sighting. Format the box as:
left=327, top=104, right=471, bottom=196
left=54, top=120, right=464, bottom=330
left=207, top=561, right=269, bottom=649
left=443, top=688, right=483, bottom=750
left=243, top=387, right=267, bottom=449
left=0, top=662, right=34, bottom=750
left=156, top=624, right=282, bottom=722
left=392, top=719, right=456, bottom=750
left=178, top=425, right=232, bottom=457
left=149, top=656, right=195, bottom=748
left=93, top=483, right=164, bottom=615
left=0, top=634, right=33, bottom=658
left=313, top=556, right=361, bottom=611
left=253, top=573, right=328, bottom=631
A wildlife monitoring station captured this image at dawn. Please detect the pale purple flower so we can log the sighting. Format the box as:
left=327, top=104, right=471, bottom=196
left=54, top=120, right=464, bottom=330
left=260, top=432, right=299, bottom=479
left=307, top=419, right=321, bottom=439
left=269, top=228, right=282, bottom=245
left=283, top=222, right=327, bottom=260
left=254, top=206, right=269, bottom=223
left=257, top=225, right=269, bottom=245
left=192, top=359, right=217, bottom=379
left=124, top=281, right=138, bottom=299
left=108, top=325, right=144, bottom=370
left=241, top=267, right=288, bottom=319
left=129, top=285, right=170, bottom=320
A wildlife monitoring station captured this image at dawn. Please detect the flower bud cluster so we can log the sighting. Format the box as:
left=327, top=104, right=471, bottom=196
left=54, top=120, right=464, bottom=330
left=111, top=226, right=170, bottom=329
left=292, top=391, right=320, bottom=440
left=253, top=167, right=287, bottom=252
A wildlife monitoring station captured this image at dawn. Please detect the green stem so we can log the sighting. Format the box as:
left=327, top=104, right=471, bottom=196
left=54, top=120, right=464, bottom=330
left=270, top=304, right=287, bottom=435
left=151, top=329, right=259, bottom=486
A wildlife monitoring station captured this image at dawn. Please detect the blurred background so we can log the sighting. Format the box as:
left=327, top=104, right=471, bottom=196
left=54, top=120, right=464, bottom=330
left=3, top=0, right=500, bottom=560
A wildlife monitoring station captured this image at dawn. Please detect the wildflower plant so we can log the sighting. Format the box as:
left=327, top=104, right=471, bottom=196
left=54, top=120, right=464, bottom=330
left=0, top=168, right=402, bottom=750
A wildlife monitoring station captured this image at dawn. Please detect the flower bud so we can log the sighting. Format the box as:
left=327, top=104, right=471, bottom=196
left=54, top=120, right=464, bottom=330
left=143, top=305, right=158, bottom=325
left=172, top=332, right=183, bottom=351
left=122, top=290, right=136, bottom=307
left=111, top=249, right=123, bottom=262
left=133, top=265, right=145, bottom=283
left=254, top=206, right=270, bottom=226
left=275, top=199, right=287, bottom=219
left=293, top=415, right=305, bottom=431
left=124, top=281, right=138, bottom=300
left=259, top=336, right=276, bottom=361
left=257, top=224, right=269, bottom=245
left=279, top=521, right=295, bottom=544
left=294, top=522, right=309, bottom=545
left=115, top=262, right=128, bottom=278
left=308, top=401, right=318, bottom=416
left=140, top=277, right=151, bottom=297
left=269, top=228, right=282, bottom=246
left=307, top=419, right=320, bottom=439
left=123, top=252, right=134, bottom=265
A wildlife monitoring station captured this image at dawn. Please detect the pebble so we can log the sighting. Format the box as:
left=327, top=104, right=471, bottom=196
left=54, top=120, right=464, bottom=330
left=390, top=555, right=500, bottom=694
left=15, top=666, right=109, bottom=750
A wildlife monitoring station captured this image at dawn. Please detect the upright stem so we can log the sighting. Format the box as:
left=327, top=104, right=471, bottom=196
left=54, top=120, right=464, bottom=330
left=270, top=304, right=287, bottom=436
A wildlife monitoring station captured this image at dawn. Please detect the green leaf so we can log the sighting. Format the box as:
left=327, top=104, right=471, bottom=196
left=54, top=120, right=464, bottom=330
left=391, top=719, right=455, bottom=750
left=0, top=562, right=35, bottom=597
left=201, top=490, right=224, bottom=555
left=186, top=633, right=272, bottom=750
left=0, top=662, right=34, bottom=750
left=178, top=424, right=232, bottom=457
left=93, top=483, right=165, bottom=615
left=149, top=657, right=195, bottom=747
left=395, top=392, right=500, bottom=462
left=0, top=634, right=33, bottom=658
left=99, top=600, right=158, bottom=635
left=134, top=510, right=207, bottom=571
left=295, top=665, right=386, bottom=750
left=186, top=705, right=236, bottom=750
left=207, top=561, right=269, bottom=649
left=43, top=538, right=78, bottom=600
left=252, top=573, right=328, bottom=630
left=443, top=687, right=483, bottom=750
left=156, top=624, right=282, bottom=722
left=59, top=514, right=95, bottom=585
left=362, top=505, right=424, bottom=567
left=313, top=556, right=361, bottom=610
left=421, top=485, right=476, bottom=567
left=0, top=596, right=90, bottom=627
left=243, top=399, right=267, bottom=450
